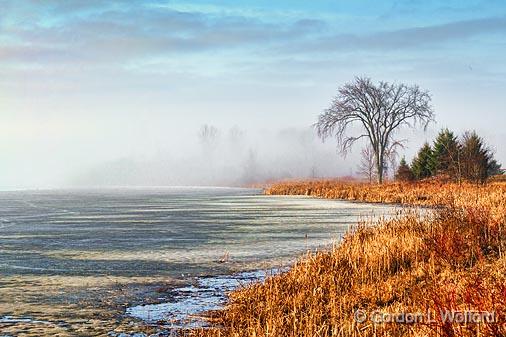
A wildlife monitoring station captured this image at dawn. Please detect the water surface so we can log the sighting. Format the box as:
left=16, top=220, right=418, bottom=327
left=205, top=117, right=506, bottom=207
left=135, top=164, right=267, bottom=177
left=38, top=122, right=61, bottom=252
left=0, top=187, right=398, bottom=332
left=0, top=187, right=394, bottom=278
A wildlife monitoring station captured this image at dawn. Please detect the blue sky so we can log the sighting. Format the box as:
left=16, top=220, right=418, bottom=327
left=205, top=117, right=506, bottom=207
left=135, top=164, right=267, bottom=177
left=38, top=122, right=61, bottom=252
left=1, top=0, right=506, bottom=188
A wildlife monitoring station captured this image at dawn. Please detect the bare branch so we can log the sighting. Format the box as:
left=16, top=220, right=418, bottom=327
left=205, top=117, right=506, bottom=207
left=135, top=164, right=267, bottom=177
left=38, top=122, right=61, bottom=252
left=314, top=77, right=435, bottom=183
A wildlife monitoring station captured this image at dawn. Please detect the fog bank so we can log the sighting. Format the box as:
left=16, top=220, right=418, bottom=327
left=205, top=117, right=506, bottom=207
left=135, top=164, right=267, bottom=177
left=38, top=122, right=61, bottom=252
left=70, top=126, right=357, bottom=187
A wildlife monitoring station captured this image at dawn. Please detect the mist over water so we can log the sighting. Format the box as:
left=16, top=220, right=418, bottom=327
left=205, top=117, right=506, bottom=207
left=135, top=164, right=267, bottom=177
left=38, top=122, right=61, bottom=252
left=70, top=126, right=360, bottom=188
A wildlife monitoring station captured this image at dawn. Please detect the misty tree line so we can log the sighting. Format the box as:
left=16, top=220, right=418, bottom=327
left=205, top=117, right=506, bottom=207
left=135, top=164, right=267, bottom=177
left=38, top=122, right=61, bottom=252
left=198, top=123, right=357, bottom=184
left=198, top=124, right=260, bottom=184
left=197, top=124, right=328, bottom=184
left=395, top=129, right=503, bottom=183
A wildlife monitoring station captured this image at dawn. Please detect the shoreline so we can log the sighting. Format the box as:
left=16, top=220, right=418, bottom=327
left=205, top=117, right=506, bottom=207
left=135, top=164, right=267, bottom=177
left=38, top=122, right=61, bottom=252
left=191, top=179, right=506, bottom=337
left=126, top=202, right=405, bottom=333
left=126, top=268, right=286, bottom=331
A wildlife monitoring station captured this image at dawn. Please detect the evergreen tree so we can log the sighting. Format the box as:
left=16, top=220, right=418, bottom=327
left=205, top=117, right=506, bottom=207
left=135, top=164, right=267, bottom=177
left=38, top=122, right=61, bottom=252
left=411, top=143, right=434, bottom=180
left=460, top=131, right=499, bottom=183
left=395, top=157, right=414, bottom=182
left=488, top=159, right=504, bottom=177
left=430, top=128, right=460, bottom=177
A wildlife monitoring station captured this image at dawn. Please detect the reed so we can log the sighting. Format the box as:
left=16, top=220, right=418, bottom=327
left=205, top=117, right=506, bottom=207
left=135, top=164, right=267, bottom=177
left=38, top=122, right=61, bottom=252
left=192, top=181, right=506, bottom=337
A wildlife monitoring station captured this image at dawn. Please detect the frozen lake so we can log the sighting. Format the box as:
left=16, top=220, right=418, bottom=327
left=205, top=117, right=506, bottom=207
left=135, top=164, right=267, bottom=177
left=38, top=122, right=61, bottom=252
left=0, top=187, right=397, bottom=330
left=0, top=187, right=395, bottom=279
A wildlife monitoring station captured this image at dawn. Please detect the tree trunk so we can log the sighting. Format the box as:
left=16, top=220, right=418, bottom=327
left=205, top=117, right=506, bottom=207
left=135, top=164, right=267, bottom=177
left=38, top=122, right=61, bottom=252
left=376, top=149, right=384, bottom=184
left=377, top=163, right=383, bottom=184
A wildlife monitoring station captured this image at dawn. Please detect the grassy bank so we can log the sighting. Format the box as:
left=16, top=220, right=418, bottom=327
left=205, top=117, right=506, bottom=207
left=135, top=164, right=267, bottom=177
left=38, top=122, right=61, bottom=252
left=192, top=181, right=506, bottom=337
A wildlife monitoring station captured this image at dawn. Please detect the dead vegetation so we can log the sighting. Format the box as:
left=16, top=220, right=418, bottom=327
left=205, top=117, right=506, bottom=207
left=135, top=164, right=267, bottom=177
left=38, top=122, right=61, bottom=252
left=191, top=180, right=506, bottom=337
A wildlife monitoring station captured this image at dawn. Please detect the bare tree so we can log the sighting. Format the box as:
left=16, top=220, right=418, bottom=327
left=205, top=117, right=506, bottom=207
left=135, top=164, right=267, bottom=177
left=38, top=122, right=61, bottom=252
left=358, top=142, right=400, bottom=182
left=357, top=145, right=376, bottom=183
left=199, top=124, right=219, bottom=142
left=384, top=143, right=401, bottom=180
left=198, top=124, right=220, bottom=151
left=227, top=126, right=245, bottom=145
left=315, top=77, right=434, bottom=183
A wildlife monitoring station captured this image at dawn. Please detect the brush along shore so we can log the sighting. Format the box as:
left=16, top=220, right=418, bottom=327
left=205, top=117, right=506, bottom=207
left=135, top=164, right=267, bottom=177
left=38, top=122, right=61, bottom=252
left=190, top=181, right=506, bottom=337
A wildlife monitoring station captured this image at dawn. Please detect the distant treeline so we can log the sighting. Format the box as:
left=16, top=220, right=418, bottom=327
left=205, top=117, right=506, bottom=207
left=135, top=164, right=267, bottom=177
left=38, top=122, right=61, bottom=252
left=395, top=129, right=504, bottom=183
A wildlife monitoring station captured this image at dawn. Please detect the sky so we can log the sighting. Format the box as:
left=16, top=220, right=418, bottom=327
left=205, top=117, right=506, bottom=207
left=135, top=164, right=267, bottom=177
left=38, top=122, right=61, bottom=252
left=1, top=0, right=506, bottom=189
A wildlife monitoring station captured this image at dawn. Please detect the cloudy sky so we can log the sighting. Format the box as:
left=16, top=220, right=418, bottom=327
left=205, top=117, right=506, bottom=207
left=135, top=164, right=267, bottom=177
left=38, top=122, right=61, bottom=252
left=1, top=0, right=505, bottom=189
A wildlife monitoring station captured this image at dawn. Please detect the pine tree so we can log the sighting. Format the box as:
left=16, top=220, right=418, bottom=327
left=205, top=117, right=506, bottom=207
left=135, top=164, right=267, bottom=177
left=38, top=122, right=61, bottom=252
left=395, top=157, right=414, bottom=182
left=460, top=131, right=500, bottom=183
left=488, top=159, right=504, bottom=177
left=411, top=143, right=434, bottom=180
left=430, top=128, right=460, bottom=178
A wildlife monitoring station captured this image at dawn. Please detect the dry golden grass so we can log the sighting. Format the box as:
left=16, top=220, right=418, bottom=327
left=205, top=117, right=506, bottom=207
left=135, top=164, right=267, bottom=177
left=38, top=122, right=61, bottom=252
left=192, top=180, right=506, bottom=337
